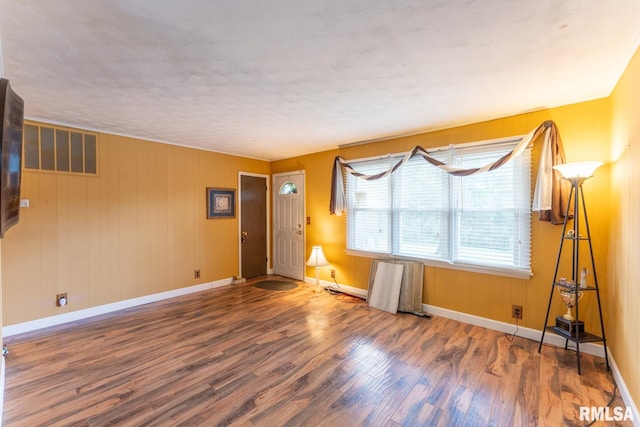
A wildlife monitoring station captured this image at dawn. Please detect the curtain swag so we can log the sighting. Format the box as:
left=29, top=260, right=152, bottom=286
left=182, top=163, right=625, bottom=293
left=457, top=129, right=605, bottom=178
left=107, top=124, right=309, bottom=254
left=330, top=120, right=571, bottom=224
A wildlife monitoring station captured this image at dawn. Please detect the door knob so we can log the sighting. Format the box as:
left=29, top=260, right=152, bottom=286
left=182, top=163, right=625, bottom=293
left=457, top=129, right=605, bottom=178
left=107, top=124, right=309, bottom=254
left=241, top=231, right=248, bottom=244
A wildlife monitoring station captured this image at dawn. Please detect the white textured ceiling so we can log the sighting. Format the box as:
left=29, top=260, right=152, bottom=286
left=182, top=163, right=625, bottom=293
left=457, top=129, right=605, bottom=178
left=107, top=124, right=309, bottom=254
left=1, top=1, right=639, bottom=161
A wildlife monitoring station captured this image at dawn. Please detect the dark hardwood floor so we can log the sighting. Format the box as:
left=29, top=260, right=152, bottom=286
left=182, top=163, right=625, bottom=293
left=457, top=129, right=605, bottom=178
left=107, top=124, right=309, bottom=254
left=2, top=276, right=628, bottom=426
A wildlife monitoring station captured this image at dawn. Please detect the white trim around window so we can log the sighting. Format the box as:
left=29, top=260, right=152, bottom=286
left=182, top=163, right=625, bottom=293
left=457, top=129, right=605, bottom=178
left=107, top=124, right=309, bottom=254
left=345, top=136, right=533, bottom=279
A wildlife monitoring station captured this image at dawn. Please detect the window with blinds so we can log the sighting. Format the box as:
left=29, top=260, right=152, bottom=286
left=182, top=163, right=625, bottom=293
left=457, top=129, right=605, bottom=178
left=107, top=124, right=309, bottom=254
left=346, top=139, right=532, bottom=278
left=23, top=124, right=98, bottom=174
left=346, top=159, right=393, bottom=254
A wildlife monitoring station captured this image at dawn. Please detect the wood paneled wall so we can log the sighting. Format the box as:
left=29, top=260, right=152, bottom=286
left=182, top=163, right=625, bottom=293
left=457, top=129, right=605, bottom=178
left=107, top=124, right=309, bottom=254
left=609, top=46, right=640, bottom=416
left=1, top=125, right=270, bottom=325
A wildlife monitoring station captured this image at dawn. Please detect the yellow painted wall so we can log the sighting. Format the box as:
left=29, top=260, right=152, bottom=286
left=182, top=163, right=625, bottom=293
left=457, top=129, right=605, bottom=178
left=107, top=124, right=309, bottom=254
left=1, top=122, right=270, bottom=325
left=609, top=46, right=640, bottom=413
left=273, top=99, right=612, bottom=335
left=1, top=47, right=638, bottom=413
left=0, top=70, right=4, bottom=355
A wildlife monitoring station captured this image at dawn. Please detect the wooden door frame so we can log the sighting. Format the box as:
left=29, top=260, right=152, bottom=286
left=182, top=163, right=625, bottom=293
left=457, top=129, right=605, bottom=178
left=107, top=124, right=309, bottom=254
left=272, top=170, right=306, bottom=280
left=238, top=172, right=271, bottom=278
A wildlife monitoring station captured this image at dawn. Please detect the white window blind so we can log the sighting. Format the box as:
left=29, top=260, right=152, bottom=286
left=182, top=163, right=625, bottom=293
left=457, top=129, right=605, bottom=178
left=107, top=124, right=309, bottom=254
left=346, top=159, right=392, bottom=254
left=346, top=139, right=532, bottom=278
left=393, top=153, right=450, bottom=261
left=451, top=144, right=531, bottom=271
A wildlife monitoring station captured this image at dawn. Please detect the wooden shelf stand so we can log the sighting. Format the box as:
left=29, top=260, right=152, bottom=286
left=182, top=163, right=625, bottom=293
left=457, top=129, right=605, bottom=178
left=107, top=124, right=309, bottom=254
left=537, top=176, right=610, bottom=375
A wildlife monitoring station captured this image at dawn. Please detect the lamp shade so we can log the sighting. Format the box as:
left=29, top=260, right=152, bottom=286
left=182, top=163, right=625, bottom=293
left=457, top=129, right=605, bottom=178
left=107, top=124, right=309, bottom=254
left=553, top=161, right=603, bottom=179
left=306, top=246, right=329, bottom=267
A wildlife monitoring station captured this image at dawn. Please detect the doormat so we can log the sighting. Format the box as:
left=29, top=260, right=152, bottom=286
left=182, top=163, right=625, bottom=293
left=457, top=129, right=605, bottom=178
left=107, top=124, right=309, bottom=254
left=253, top=280, right=298, bottom=291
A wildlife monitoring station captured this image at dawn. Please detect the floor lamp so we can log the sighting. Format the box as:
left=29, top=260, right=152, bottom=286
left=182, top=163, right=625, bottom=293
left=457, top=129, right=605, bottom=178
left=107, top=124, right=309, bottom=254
left=538, top=160, right=610, bottom=374
left=552, top=161, right=603, bottom=290
left=306, top=246, right=329, bottom=293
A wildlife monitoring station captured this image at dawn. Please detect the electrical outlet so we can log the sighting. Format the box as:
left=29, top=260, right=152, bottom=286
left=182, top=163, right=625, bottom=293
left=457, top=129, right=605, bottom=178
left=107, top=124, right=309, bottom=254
left=194, top=269, right=201, bottom=279
left=56, top=293, right=68, bottom=307
left=331, top=269, right=335, bottom=279
left=512, top=305, right=523, bottom=320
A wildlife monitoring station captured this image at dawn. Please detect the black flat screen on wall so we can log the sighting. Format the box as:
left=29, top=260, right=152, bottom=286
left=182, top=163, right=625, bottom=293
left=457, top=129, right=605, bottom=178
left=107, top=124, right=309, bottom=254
left=0, top=78, right=25, bottom=238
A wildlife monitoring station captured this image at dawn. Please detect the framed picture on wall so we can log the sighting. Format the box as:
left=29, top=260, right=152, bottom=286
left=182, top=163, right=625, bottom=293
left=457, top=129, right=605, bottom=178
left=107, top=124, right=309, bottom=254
left=207, top=187, right=236, bottom=219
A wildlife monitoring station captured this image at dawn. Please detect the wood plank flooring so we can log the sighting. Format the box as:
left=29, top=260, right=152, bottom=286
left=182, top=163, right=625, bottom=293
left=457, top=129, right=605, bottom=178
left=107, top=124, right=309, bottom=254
left=2, top=276, right=629, bottom=426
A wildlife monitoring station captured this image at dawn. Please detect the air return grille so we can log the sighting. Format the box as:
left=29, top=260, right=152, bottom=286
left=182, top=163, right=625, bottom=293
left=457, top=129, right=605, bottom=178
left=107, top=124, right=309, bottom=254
left=23, top=124, right=97, bottom=174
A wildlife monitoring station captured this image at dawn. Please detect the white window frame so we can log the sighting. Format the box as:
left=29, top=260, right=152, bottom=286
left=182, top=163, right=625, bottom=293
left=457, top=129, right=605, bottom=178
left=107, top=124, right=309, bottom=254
left=346, top=135, right=532, bottom=279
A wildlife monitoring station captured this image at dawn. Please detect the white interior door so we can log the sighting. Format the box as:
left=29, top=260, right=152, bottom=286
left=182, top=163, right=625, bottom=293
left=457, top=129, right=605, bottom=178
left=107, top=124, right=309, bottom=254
left=273, top=171, right=305, bottom=280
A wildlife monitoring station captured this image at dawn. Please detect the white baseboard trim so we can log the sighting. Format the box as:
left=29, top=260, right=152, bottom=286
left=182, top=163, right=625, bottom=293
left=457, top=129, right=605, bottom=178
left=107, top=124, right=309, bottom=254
left=607, top=348, right=640, bottom=427
left=3, top=278, right=234, bottom=337
left=1, top=354, right=5, bottom=427
left=304, top=278, right=604, bottom=353
left=424, top=303, right=606, bottom=357
left=304, top=276, right=368, bottom=299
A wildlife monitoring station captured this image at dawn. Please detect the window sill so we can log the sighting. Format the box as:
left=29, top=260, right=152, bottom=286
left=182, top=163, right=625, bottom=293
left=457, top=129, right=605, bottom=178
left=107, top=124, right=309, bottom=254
left=345, top=249, right=533, bottom=280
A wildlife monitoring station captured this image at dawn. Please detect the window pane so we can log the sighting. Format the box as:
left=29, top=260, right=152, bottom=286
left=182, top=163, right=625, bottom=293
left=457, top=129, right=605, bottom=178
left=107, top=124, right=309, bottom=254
left=347, top=159, right=392, bottom=253
left=395, top=210, right=448, bottom=258
left=350, top=210, right=390, bottom=252
left=453, top=146, right=531, bottom=269
left=394, top=156, right=449, bottom=260
left=456, top=210, right=520, bottom=266
left=279, top=182, right=297, bottom=194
